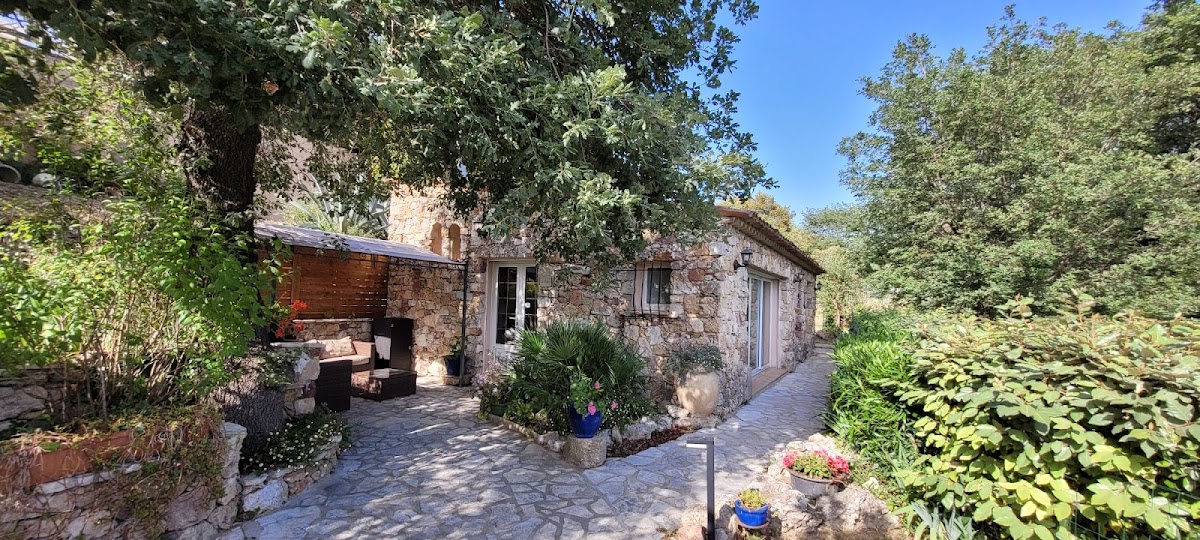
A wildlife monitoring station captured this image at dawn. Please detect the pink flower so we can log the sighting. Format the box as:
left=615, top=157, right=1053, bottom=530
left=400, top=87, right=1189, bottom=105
left=587, top=402, right=597, bottom=416
left=593, top=381, right=601, bottom=390
left=782, top=454, right=795, bottom=469
left=610, top=400, right=618, bottom=410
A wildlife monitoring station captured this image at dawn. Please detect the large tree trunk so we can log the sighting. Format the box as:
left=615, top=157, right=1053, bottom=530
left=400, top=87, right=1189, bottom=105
left=179, top=106, right=269, bottom=345
left=179, top=106, right=262, bottom=228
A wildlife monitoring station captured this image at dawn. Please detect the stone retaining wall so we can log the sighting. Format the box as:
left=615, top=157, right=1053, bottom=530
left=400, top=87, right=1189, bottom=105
left=0, top=422, right=246, bottom=540
left=0, top=419, right=341, bottom=540
left=487, top=413, right=695, bottom=456
left=239, top=434, right=341, bottom=517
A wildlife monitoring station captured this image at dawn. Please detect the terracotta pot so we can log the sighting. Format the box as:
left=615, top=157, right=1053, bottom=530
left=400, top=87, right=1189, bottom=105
left=676, top=370, right=719, bottom=417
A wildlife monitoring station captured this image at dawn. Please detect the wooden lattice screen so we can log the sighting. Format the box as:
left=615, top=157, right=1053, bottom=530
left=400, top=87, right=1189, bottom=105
left=275, top=246, right=390, bottom=319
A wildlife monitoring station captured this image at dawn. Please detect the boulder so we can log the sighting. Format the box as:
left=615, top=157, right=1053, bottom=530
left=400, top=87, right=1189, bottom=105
left=0, top=386, right=45, bottom=423
left=241, top=479, right=288, bottom=514
left=562, top=435, right=607, bottom=469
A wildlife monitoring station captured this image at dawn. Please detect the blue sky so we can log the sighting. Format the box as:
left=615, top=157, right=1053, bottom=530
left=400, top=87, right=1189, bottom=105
left=724, top=1, right=1152, bottom=217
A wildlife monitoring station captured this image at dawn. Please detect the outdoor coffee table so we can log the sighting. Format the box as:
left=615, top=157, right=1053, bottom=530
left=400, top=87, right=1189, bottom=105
left=351, top=368, right=417, bottom=400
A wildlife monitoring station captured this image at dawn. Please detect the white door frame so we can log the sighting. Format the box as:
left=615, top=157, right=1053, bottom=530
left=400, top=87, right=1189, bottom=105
left=747, top=271, right=779, bottom=374
left=484, top=259, right=538, bottom=360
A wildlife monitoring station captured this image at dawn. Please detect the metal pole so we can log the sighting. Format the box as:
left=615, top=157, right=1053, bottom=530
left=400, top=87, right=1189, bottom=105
left=745, top=263, right=753, bottom=403
left=686, top=436, right=716, bottom=540
left=457, top=258, right=468, bottom=387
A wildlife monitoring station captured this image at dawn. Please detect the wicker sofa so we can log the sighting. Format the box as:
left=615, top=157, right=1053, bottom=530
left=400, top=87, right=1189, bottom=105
left=310, top=337, right=375, bottom=412
left=308, top=337, right=374, bottom=371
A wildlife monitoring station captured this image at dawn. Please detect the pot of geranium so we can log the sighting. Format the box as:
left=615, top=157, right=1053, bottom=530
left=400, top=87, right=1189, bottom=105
left=733, top=487, right=771, bottom=528
left=567, top=371, right=604, bottom=438
left=781, top=448, right=850, bottom=499
left=664, top=343, right=724, bottom=417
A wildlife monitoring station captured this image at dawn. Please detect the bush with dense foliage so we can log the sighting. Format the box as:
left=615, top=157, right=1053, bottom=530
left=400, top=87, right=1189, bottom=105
left=481, top=320, right=653, bottom=434
left=898, top=297, right=1199, bottom=539
left=0, top=53, right=283, bottom=420
left=840, top=4, right=1200, bottom=317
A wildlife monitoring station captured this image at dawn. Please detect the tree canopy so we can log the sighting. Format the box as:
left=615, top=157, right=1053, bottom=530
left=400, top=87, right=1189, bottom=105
left=839, top=4, right=1200, bottom=317
left=2, top=0, right=769, bottom=267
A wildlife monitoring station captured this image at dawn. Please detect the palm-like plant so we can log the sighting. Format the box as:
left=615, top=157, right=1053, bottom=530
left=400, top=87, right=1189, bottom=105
left=497, top=320, right=652, bottom=433
left=284, top=182, right=388, bottom=239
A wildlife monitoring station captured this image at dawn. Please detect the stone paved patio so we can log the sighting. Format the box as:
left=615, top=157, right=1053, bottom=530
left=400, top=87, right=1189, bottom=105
left=225, top=343, right=834, bottom=540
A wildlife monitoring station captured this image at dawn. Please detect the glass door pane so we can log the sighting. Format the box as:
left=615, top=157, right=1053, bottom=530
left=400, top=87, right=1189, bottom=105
left=495, top=266, right=518, bottom=344
left=749, top=277, right=763, bottom=370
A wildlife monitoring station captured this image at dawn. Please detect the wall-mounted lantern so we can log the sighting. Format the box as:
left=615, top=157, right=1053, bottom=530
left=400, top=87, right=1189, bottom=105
left=733, top=247, right=753, bottom=270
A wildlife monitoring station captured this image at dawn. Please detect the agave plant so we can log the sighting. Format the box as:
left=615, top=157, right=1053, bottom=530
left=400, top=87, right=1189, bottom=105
left=284, top=182, right=388, bottom=239
left=905, top=502, right=979, bottom=540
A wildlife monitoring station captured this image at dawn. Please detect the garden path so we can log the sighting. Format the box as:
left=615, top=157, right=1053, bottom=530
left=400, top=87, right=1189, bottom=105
left=224, top=342, right=834, bottom=540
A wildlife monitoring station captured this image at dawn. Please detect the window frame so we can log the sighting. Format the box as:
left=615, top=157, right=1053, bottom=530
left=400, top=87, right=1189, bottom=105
left=633, top=261, right=673, bottom=312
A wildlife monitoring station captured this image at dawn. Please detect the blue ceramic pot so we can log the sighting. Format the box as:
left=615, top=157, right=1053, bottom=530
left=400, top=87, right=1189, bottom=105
left=734, top=500, right=770, bottom=528
left=567, top=405, right=603, bottom=438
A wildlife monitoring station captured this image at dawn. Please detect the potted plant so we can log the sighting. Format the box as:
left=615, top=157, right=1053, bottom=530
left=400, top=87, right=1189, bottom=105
left=442, top=340, right=469, bottom=378
left=733, top=487, right=770, bottom=528
left=271, top=299, right=308, bottom=341
left=781, top=448, right=850, bottom=498
left=566, top=370, right=605, bottom=438
left=663, top=343, right=723, bottom=417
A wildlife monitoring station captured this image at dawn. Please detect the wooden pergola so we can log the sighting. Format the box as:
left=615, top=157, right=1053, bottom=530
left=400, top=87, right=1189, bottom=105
left=254, top=222, right=470, bottom=378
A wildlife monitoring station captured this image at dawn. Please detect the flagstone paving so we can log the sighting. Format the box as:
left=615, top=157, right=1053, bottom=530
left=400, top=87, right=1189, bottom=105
left=225, top=343, right=834, bottom=540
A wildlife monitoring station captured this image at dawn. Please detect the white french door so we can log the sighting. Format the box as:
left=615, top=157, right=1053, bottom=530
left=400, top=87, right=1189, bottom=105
left=487, top=261, right=538, bottom=358
left=748, top=273, right=776, bottom=372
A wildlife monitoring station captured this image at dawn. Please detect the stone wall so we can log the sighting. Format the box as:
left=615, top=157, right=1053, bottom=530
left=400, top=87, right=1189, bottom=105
left=0, top=416, right=342, bottom=540
left=292, top=318, right=372, bottom=342
left=386, top=264, right=469, bottom=377
left=387, top=192, right=821, bottom=416
left=0, top=371, right=50, bottom=433
left=0, top=423, right=246, bottom=540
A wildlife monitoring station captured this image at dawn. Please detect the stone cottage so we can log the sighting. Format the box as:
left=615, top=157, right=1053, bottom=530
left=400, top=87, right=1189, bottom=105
left=386, top=189, right=823, bottom=416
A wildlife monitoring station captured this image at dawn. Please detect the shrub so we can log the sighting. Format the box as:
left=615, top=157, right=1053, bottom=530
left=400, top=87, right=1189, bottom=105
left=662, top=342, right=724, bottom=384
left=0, top=50, right=286, bottom=420
left=824, top=309, right=917, bottom=470
left=897, top=297, right=1200, bottom=539
left=904, top=501, right=980, bottom=540
left=239, top=408, right=349, bottom=474
left=737, top=487, right=766, bottom=510
left=481, top=320, right=653, bottom=434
